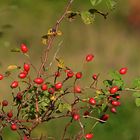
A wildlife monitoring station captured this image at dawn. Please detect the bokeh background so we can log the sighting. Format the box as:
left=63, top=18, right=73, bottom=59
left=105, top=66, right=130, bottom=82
left=0, top=0, right=140, bottom=139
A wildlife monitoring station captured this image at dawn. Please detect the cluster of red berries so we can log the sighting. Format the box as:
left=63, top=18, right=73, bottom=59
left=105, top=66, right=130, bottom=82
left=0, top=44, right=129, bottom=140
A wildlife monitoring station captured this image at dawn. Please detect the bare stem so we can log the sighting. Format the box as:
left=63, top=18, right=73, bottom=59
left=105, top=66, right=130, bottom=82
left=37, top=0, right=74, bottom=77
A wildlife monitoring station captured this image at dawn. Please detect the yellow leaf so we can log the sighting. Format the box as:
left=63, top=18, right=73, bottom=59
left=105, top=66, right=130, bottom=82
left=57, top=30, right=62, bottom=36
left=7, top=65, right=18, bottom=70
left=41, top=35, right=48, bottom=45
left=56, top=58, right=65, bottom=69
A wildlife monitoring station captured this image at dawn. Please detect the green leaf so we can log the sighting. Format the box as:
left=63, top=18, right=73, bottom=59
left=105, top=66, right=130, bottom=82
left=11, top=48, right=20, bottom=52
left=110, top=70, right=122, bottom=80
left=63, top=103, right=72, bottom=112
left=57, top=103, right=72, bottom=113
left=133, top=92, right=140, bottom=98
left=132, top=78, right=140, bottom=88
left=113, top=79, right=125, bottom=89
left=103, top=80, right=112, bottom=87
left=90, top=0, right=103, bottom=6
left=106, top=0, right=116, bottom=10
left=81, top=11, right=95, bottom=24
left=135, top=98, right=140, bottom=107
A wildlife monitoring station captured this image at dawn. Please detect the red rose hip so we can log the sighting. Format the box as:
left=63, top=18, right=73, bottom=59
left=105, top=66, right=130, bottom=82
left=73, top=114, right=80, bottom=121
left=75, top=72, right=82, bottom=79
left=41, top=84, right=48, bottom=91
left=19, top=72, right=26, bottom=79
left=11, top=123, right=17, bottom=131
left=11, top=81, right=18, bottom=88
left=74, top=85, right=81, bottom=93
left=21, top=44, right=28, bottom=53
left=0, top=74, right=3, bottom=80
left=86, top=54, right=94, bottom=62
left=119, top=67, right=127, bottom=75
left=24, top=63, right=30, bottom=72
left=110, top=86, right=119, bottom=94
left=89, top=98, right=96, bottom=105
left=85, top=133, right=94, bottom=139
left=2, top=100, right=8, bottom=106
left=34, top=78, right=44, bottom=85
left=55, top=82, right=62, bottom=90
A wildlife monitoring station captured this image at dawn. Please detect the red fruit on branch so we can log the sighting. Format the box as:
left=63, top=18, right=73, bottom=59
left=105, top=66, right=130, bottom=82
left=11, top=123, right=17, bottom=131
left=34, top=78, right=44, bottom=85
left=92, top=74, right=97, bottom=80
left=19, top=72, right=27, bottom=79
left=48, top=88, right=55, bottom=94
left=84, top=111, right=90, bottom=116
left=55, top=71, right=60, bottom=77
left=16, top=92, right=22, bottom=100
left=85, top=133, right=94, bottom=139
left=24, top=63, right=30, bottom=72
left=119, top=67, right=127, bottom=75
left=110, top=107, right=117, bottom=113
left=116, top=95, right=120, bottom=100
left=110, top=86, right=119, bottom=94
left=86, top=54, right=94, bottom=62
left=20, top=43, right=28, bottom=53
left=74, top=85, right=81, bottom=93
left=100, top=114, right=109, bottom=123
left=111, top=100, right=121, bottom=106
left=67, top=70, right=74, bottom=78
left=7, top=111, right=13, bottom=118
left=41, top=84, right=48, bottom=91
left=11, top=81, right=18, bottom=88
left=75, top=72, right=82, bottom=79
left=0, top=74, right=3, bottom=80
left=55, top=82, right=62, bottom=90
left=73, top=114, right=80, bottom=121
left=2, top=100, right=8, bottom=106
left=89, top=98, right=96, bottom=105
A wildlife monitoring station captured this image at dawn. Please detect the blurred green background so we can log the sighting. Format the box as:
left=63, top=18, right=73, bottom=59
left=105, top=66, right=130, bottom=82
left=0, top=0, right=140, bottom=139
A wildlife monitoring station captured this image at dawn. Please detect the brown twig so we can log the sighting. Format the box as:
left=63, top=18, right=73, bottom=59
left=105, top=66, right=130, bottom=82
left=37, top=0, right=74, bottom=77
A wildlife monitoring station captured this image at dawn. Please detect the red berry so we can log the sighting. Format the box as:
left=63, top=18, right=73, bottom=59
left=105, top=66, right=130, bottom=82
left=67, top=70, right=74, bottom=78
left=24, top=63, right=30, bottom=72
left=92, top=74, right=97, bottom=80
left=110, top=107, right=117, bottom=113
left=119, top=67, right=127, bottom=75
left=20, top=44, right=28, bottom=53
left=11, top=123, right=17, bottom=131
left=55, top=71, right=60, bottom=77
left=74, top=85, right=81, bottom=93
left=34, top=78, right=44, bottom=85
left=110, top=86, right=119, bottom=94
left=48, top=88, right=55, bottom=94
left=75, top=72, right=82, bottom=79
left=19, top=72, right=26, bottom=79
left=55, top=82, right=62, bottom=90
left=73, top=114, right=80, bottom=121
left=2, top=100, right=8, bottom=106
left=0, top=74, right=3, bottom=80
left=86, top=54, right=94, bottom=62
left=7, top=111, right=13, bottom=118
left=116, top=95, right=120, bottom=100
left=89, top=98, right=96, bottom=105
left=84, top=111, right=90, bottom=116
left=100, top=114, right=109, bottom=122
left=11, top=81, right=18, bottom=88
left=111, top=100, right=121, bottom=106
left=16, top=92, right=22, bottom=100
left=85, top=133, right=94, bottom=139
left=41, top=84, right=48, bottom=91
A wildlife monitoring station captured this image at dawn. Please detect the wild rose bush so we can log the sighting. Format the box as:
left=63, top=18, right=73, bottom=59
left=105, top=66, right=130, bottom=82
left=0, top=0, right=140, bottom=140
